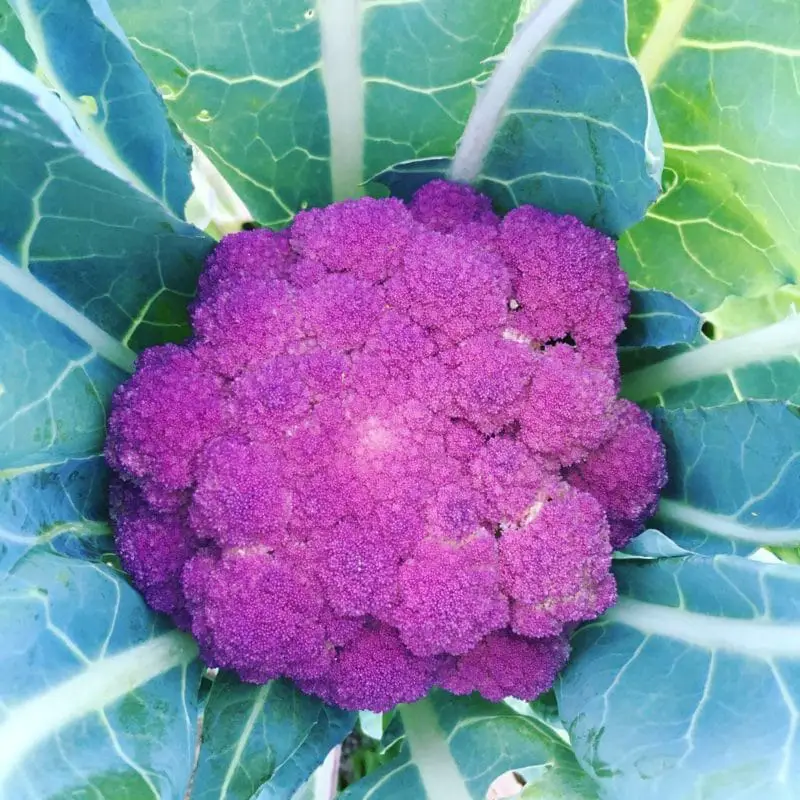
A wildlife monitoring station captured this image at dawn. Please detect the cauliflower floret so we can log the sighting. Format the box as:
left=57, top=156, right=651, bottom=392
left=499, top=485, right=617, bottom=637
left=298, top=623, right=442, bottom=711
left=182, top=548, right=330, bottom=683
left=499, top=204, right=629, bottom=352
left=105, top=344, right=226, bottom=507
left=106, top=179, right=666, bottom=711
left=567, top=399, right=668, bottom=548
left=393, top=533, right=509, bottom=657
left=441, top=630, right=570, bottom=703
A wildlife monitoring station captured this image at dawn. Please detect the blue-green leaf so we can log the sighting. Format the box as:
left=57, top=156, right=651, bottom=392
left=453, top=0, right=662, bottom=235
left=9, top=0, right=194, bottom=216
left=651, top=402, right=800, bottom=555
left=558, top=554, right=800, bottom=799
left=621, top=528, right=691, bottom=559
left=190, top=673, right=355, bottom=800
left=0, top=457, right=113, bottom=574
left=0, top=49, right=211, bottom=363
left=622, top=314, right=800, bottom=408
left=0, top=0, right=32, bottom=68
left=0, top=551, right=201, bottom=799
left=110, top=0, right=658, bottom=234
left=341, top=690, right=592, bottom=800
left=0, top=281, right=127, bottom=467
left=618, top=290, right=701, bottom=349
left=358, top=710, right=384, bottom=742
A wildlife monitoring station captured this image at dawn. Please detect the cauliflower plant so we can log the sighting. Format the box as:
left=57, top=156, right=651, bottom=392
left=106, top=180, right=666, bottom=712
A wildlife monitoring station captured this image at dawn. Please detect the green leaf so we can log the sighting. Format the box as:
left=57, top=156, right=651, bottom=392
left=0, top=49, right=211, bottom=364
left=0, top=550, right=201, bottom=799
left=558, top=553, right=800, bottom=799
left=0, top=0, right=33, bottom=68
left=618, top=289, right=701, bottom=349
left=651, top=402, right=800, bottom=555
left=358, top=710, right=384, bottom=741
left=621, top=314, right=800, bottom=408
left=705, top=286, right=800, bottom=338
left=110, top=0, right=659, bottom=234
left=8, top=0, right=195, bottom=216
left=341, top=690, right=592, bottom=800
left=622, top=0, right=800, bottom=310
left=189, top=673, right=355, bottom=800
left=108, top=0, right=521, bottom=226
left=517, top=757, right=600, bottom=799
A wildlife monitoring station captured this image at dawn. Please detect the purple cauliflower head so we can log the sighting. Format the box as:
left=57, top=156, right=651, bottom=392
left=106, top=180, right=667, bottom=711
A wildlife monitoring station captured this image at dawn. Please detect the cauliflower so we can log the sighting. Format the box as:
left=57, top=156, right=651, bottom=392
left=106, top=180, right=667, bottom=712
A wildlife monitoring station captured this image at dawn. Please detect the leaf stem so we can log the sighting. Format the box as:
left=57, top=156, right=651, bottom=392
left=657, top=498, right=800, bottom=546
left=606, top=595, right=800, bottom=657
left=0, top=254, right=136, bottom=373
left=398, top=697, right=472, bottom=800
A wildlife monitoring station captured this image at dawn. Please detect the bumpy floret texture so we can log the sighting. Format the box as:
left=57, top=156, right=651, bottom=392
left=107, top=180, right=667, bottom=711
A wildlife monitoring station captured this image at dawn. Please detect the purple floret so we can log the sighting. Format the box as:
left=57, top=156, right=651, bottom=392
left=291, top=196, right=413, bottom=282
left=471, top=437, right=556, bottom=522
left=105, top=345, right=226, bottom=506
left=500, top=206, right=629, bottom=351
left=393, top=533, right=508, bottom=656
left=298, top=624, right=440, bottom=712
left=499, top=486, right=616, bottom=637
left=188, top=436, right=291, bottom=547
left=110, top=482, right=193, bottom=628
left=521, top=345, right=618, bottom=466
left=442, top=631, right=570, bottom=702
left=107, top=180, right=667, bottom=711
left=410, top=178, right=498, bottom=234
left=197, top=227, right=293, bottom=300
left=386, top=230, right=510, bottom=345
left=303, top=273, right=384, bottom=350
left=567, top=400, right=668, bottom=548
left=449, top=334, right=536, bottom=434
left=316, top=517, right=405, bottom=618
left=191, top=278, right=302, bottom=377
left=182, top=548, right=330, bottom=682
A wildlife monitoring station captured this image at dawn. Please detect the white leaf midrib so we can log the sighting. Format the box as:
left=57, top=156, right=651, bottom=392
left=636, top=0, right=699, bottom=87
left=606, top=596, right=800, bottom=658
left=621, top=314, right=800, bottom=401
left=0, top=630, right=198, bottom=786
left=398, top=698, right=472, bottom=800
left=0, top=254, right=136, bottom=373
left=317, top=0, right=365, bottom=200
left=657, top=498, right=800, bottom=546
left=218, top=683, right=271, bottom=800
left=449, top=0, right=582, bottom=183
